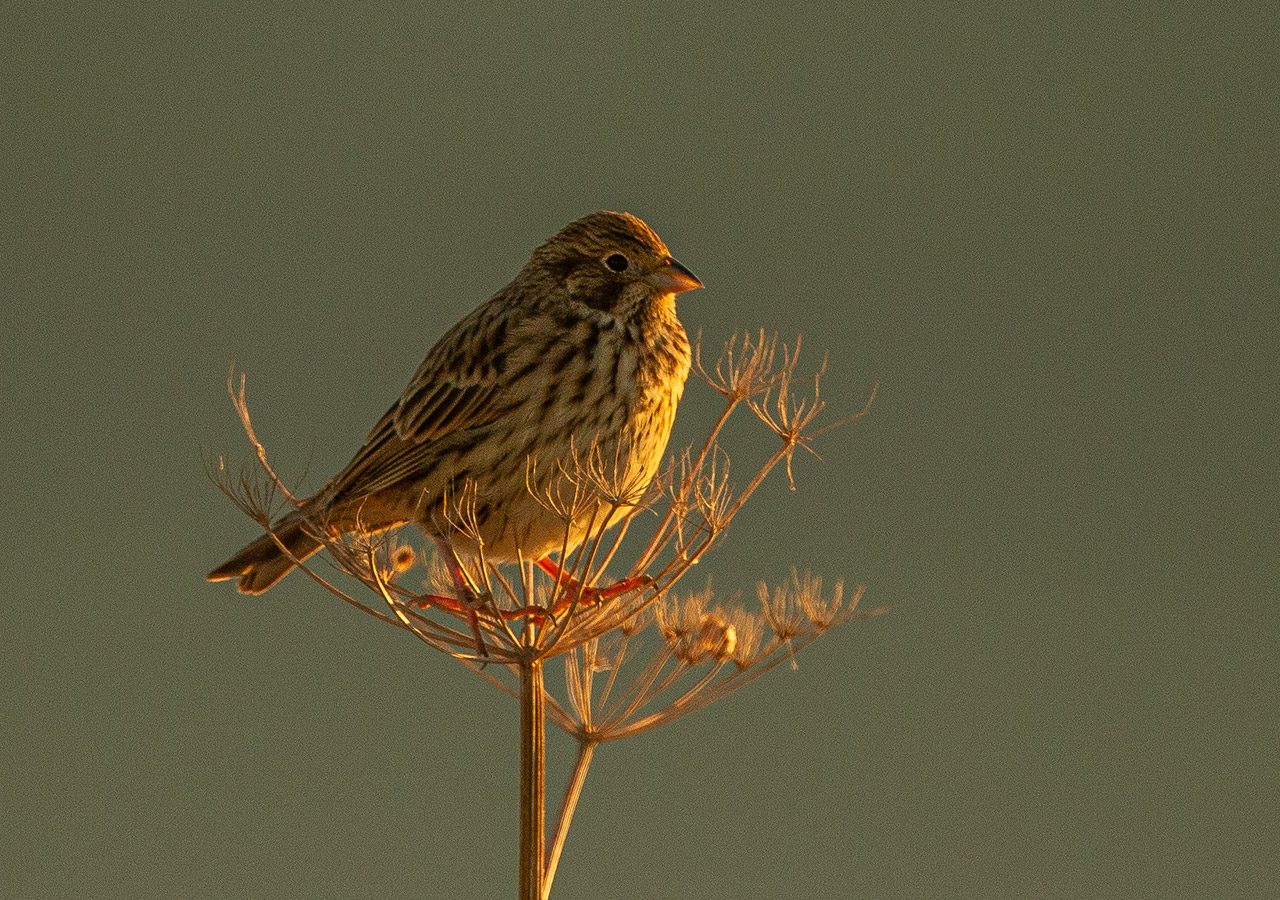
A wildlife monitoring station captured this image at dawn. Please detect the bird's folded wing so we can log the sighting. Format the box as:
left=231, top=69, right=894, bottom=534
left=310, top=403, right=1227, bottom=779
left=328, top=298, right=516, bottom=498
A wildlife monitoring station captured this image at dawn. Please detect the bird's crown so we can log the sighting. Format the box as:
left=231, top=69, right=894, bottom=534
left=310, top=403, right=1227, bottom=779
left=536, top=210, right=671, bottom=262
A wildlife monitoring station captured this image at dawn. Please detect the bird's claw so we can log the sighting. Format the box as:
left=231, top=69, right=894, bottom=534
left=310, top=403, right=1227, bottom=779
left=403, top=564, right=653, bottom=634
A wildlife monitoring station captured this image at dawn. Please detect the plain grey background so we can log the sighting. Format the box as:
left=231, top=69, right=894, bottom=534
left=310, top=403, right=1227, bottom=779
left=3, top=2, right=1276, bottom=897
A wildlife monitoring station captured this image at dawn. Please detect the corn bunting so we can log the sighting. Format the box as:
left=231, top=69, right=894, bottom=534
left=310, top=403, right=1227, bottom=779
left=208, top=210, right=701, bottom=594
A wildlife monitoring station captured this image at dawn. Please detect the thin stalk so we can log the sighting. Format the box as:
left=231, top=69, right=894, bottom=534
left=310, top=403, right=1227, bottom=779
left=633, top=398, right=740, bottom=573
left=519, top=658, right=546, bottom=900
left=542, top=739, right=597, bottom=900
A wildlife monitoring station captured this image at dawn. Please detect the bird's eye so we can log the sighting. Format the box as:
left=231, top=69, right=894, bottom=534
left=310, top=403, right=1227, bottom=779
left=604, top=253, right=629, bottom=273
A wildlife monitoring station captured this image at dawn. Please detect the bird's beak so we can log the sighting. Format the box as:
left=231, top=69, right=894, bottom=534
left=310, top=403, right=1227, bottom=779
left=646, top=257, right=704, bottom=295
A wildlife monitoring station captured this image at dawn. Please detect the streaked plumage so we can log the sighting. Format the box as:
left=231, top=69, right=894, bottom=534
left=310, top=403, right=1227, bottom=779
left=208, top=211, right=700, bottom=594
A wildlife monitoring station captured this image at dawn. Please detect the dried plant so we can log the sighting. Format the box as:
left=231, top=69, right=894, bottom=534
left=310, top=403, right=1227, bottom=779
left=210, top=331, right=883, bottom=899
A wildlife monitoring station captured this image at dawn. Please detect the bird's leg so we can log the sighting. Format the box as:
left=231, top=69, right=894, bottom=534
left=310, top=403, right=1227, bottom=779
left=535, top=557, right=653, bottom=616
left=404, top=554, right=650, bottom=629
left=405, top=553, right=491, bottom=657
left=483, top=558, right=649, bottom=625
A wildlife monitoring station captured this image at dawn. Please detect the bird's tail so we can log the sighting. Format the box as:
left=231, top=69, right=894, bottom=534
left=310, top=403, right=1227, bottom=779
left=206, top=512, right=324, bottom=595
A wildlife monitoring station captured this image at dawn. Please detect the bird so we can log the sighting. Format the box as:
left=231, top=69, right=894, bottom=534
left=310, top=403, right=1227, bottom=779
left=207, top=210, right=701, bottom=596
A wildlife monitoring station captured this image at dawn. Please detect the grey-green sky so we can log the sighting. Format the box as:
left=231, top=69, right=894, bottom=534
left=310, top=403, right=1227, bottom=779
left=3, top=3, right=1275, bottom=898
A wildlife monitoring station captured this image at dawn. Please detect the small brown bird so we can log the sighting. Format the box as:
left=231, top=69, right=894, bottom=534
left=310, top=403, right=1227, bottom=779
left=208, top=210, right=701, bottom=595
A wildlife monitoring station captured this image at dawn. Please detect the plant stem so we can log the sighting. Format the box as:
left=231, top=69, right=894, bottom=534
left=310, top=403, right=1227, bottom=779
left=519, top=658, right=546, bottom=900
left=542, top=739, right=597, bottom=900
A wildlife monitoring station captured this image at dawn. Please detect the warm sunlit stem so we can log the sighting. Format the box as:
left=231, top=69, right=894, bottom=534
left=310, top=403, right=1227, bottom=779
left=595, top=632, right=634, bottom=712
left=612, top=660, right=727, bottom=739
left=591, top=511, right=636, bottom=584
left=600, top=646, right=677, bottom=731
left=519, top=657, right=546, bottom=900
left=541, top=738, right=597, bottom=900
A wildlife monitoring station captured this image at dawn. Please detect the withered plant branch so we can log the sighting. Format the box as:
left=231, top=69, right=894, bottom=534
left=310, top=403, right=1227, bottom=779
left=605, top=591, right=886, bottom=741
left=542, top=738, right=597, bottom=900
left=226, top=369, right=304, bottom=509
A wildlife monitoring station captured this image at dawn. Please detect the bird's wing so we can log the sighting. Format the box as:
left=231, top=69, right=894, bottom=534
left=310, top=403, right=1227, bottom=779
left=328, top=296, right=518, bottom=498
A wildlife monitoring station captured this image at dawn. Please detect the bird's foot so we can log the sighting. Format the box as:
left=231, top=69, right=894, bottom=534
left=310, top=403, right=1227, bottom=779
left=533, top=557, right=653, bottom=616
left=405, top=589, right=493, bottom=658
left=401, top=558, right=652, bottom=631
left=451, top=560, right=652, bottom=627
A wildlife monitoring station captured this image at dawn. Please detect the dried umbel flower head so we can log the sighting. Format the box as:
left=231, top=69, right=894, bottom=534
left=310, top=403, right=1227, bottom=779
left=542, top=577, right=881, bottom=744
left=391, top=544, right=416, bottom=573
left=210, top=330, right=881, bottom=899
left=656, top=592, right=737, bottom=663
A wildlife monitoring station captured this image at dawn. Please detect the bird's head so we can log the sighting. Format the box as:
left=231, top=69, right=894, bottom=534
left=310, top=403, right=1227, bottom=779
left=527, top=210, right=703, bottom=318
